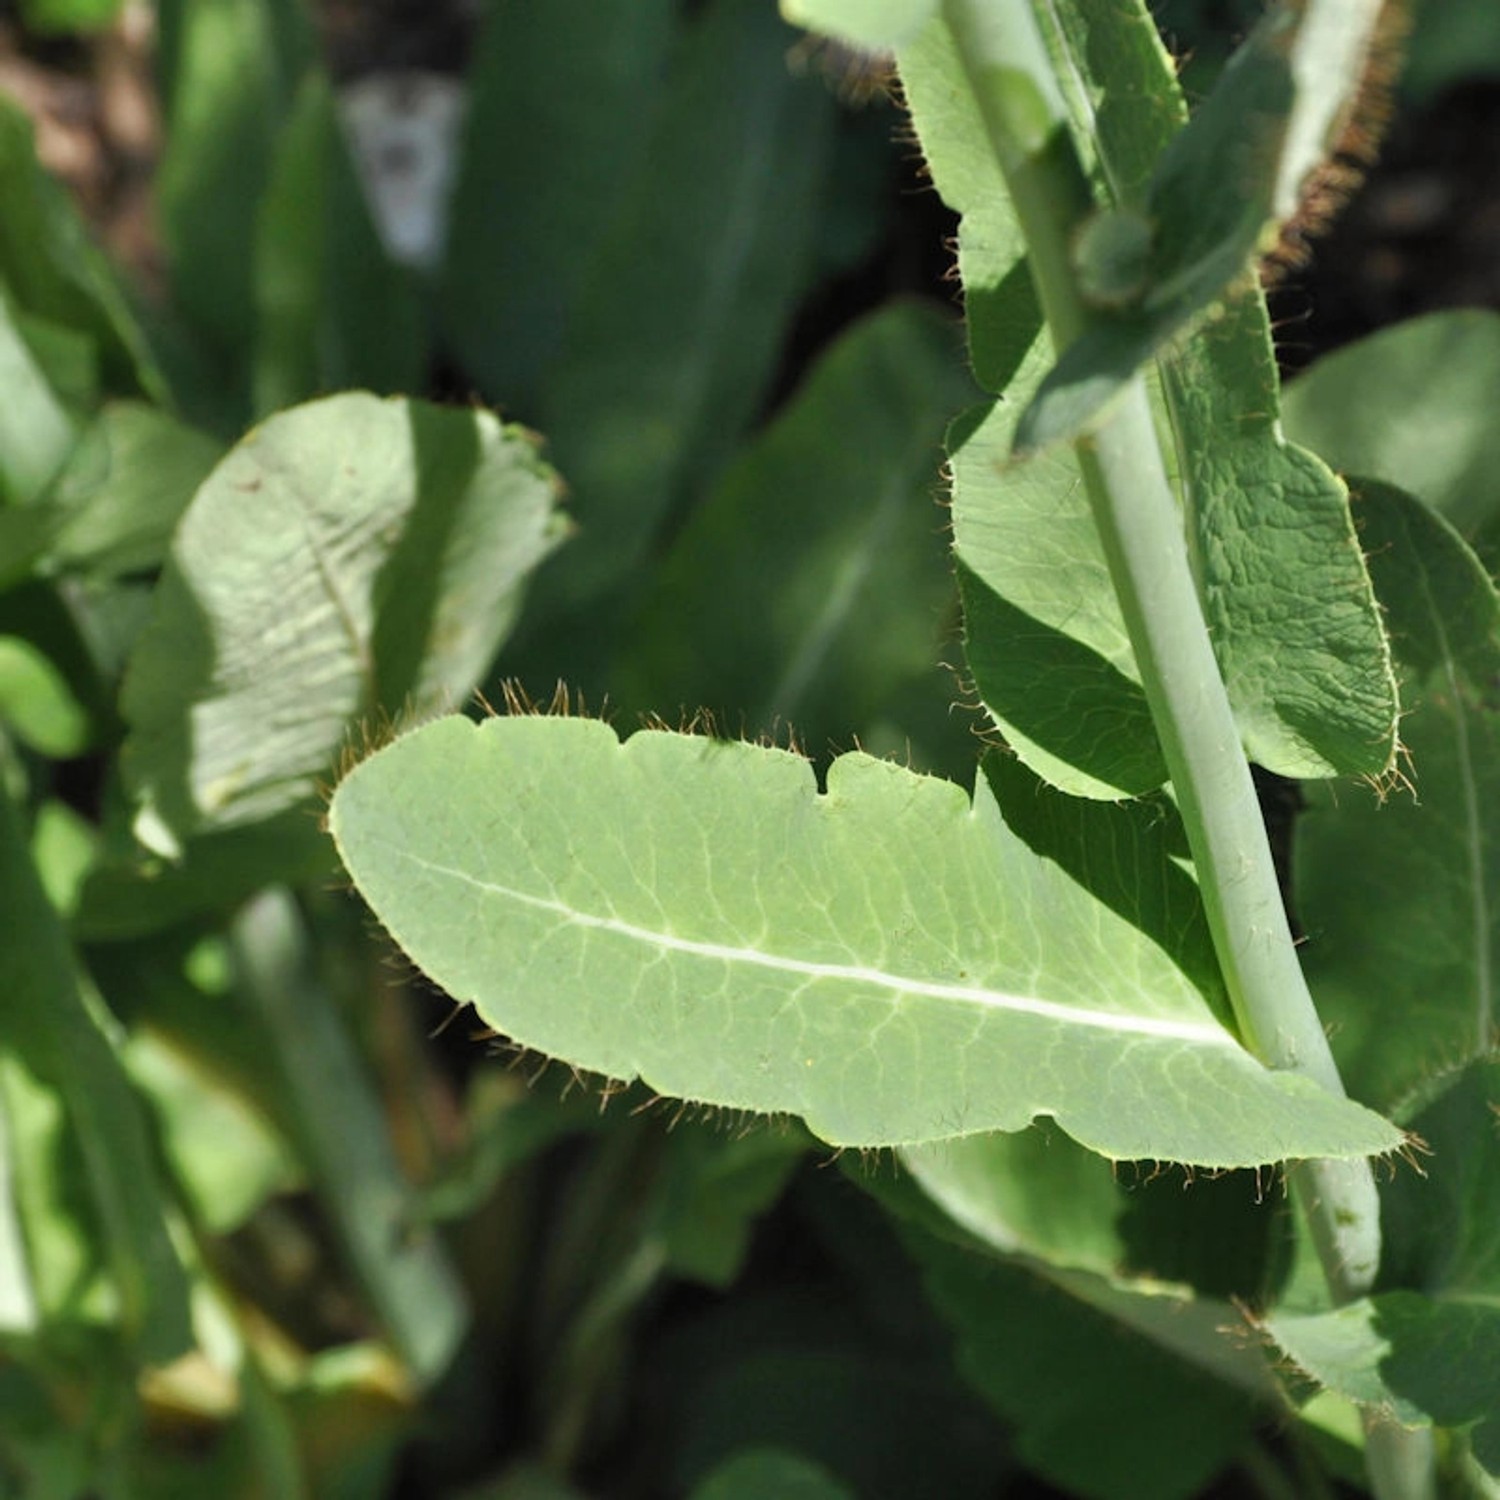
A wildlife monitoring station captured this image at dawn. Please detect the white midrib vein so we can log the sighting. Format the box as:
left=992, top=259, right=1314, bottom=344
left=385, top=843, right=1236, bottom=1048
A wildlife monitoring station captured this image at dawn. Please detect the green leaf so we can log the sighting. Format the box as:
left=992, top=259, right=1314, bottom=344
left=950, top=387, right=1165, bottom=798
left=1296, top=482, right=1500, bottom=1110
left=0, top=98, right=163, bottom=401
left=231, top=889, right=469, bottom=1387
left=252, top=72, right=427, bottom=417
left=0, top=292, right=79, bottom=503
left=75, top=812, right=334, bottom=940
left=17, top=0, right=123, bottom=33
left=1037, top=0, right=1184, bottom=210
left=691, top=1447, right=855, bottom=1500
left=1162, top=286, right=1397, bottom=780
left=901, top=1130, right=1288, bottom=1316
left=1267, top=1293, right=1500, bottom=1479
left=0, top=784, right=191, bottom=1362
left=0, top=636, right=91, bottom=757
left=1018, top=0, right=1389, bottom=448
left=0, top=1094, right=40, bottom=1334
left=653, top=1122, right=807, bottom=1288
left=123, top=1029, right=297, bottom=1234
left=45, top=402, right=222, bottom=579
left=1282, top=310, right=1500, bottom=563
left=897, top=17, right=1035, bottom=395
left=1377, top=1056, right=1500, bottom=1299
left=781, top=0, right=937, bottom=50
left=930, top=0, right=1396, bottom=790
left=155, top=0, right=309, bottom=413
left=895, top=1222, right=1263, bottom=1500
left=330, top=713, right=1402, bottom=1166
left=617, top=301, right=975, bottom=764
left=251, top=70, right=335, bottom=417
left=121, top=393, right=565, bottom=845
left=522, top=0, right=837, bottom=628
left=438, top=0, right=677, bottom=412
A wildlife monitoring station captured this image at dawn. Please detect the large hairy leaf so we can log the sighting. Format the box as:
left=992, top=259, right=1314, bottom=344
left=330, top=713, right=1401, bottom=1167
left=122, top=393, right=565, bottom=848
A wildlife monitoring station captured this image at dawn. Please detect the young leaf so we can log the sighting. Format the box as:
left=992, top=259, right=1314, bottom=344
left=781, top=0, right=936, bottom=51
left=121, top=393, right=566, bottom=846
left=1018, top=0, right=1392, bottom=448
left=330, top=713, right=1402, bottom=1167
left=1296, top=482, right=1500, bottom=1109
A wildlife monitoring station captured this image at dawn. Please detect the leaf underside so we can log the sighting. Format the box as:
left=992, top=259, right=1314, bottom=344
left=330, top=715, right=1401, bottom=1167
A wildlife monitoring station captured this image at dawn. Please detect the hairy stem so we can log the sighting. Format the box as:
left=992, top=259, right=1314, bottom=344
left=937, top=3, right=1417, bottom=1481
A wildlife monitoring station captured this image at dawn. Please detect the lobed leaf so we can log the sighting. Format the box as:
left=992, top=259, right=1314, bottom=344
left=121, top=393, right=566, bottom=847
left=330, top=713, right=1402, bottom=1167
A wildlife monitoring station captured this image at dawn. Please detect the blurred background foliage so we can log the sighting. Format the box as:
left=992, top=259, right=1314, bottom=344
left=0, top=0, right=1498, bottom=1496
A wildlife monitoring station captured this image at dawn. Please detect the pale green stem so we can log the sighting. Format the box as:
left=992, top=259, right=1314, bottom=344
left=939, top=2, right=1422, bottom=1491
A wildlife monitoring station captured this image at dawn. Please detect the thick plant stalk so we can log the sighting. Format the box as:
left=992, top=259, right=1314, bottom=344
left=938, top=2, right=1425, bottom=1492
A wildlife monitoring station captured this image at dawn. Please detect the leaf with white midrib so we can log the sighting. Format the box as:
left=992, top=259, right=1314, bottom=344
left=330, top=715, right=1401, bottom=1168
